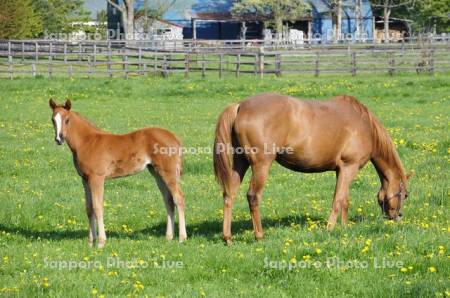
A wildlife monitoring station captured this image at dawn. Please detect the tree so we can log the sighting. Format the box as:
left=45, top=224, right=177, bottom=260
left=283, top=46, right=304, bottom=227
left=33, top=0, right=90, bottom=35
left=412, top=0, right=450, bottom=33
left=0, top=0, right=43, bottom=39
left=231, top=0, right=310, bottom=39
left=371, top=0, right=415, bottom=42
left=106, top=0, right=135, bottom=40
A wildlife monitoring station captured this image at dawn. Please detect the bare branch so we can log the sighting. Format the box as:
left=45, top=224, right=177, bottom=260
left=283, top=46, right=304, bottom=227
left=106, top=0, right=124, bottom=13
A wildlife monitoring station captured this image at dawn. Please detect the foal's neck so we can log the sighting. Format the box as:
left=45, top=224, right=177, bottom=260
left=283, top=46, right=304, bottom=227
left=66, top=112, right=102, bottom=152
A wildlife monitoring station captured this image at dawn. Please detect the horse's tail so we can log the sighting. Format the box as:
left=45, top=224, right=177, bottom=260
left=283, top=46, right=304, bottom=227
left=213, top=103, right=240, bottom=195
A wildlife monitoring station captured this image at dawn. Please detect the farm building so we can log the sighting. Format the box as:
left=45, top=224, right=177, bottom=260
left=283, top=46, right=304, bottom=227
left=107, top=0, right=376, bottom=41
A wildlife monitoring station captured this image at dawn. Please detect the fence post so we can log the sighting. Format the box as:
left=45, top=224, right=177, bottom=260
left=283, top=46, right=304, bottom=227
left=7, top=41, right=13, bottom=79
left=162, top=55, right=168, bottom=78
left=123, top=55, right=128, bottom=79
left=315, top=52, right=320, bottom=77
left=201, top=54, right=206, bottom=78
left=138, top=46, right=142, bottom=73
left=93, top=43, right=97, bottom=65
left=107, top=41, right=112, bottom=78
left=64, top=42, right=68, bottom=63
left=48, top=42, right=53, bottom=78
left=21, top=42, right=25, bottom=62
left=236, top=54, right=241, bottom=77
left=32, top=63, right=36, bottom=77
left=388, top=51, right=395, bottom=76
left=275, top=53, right=282, bottom=77
left=184, top=53, right=189, bottom=78
left=35, top=41, right=38, bottom=62
left=258, top=47, right=265, bottom=78
left=88, top=55, right=92, bottom=78
left=78, top=43, right=82, bottom=62
left=351, top=51, right=357, bottom=76
left=429, top=49, right=434, bottom=75
left=219, top=54, right=224, bottom=78
left=8, top=55, right=13, bottom=80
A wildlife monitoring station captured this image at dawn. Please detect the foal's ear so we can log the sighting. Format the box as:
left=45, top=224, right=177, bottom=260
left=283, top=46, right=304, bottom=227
left=64, top=99, right=72, bottom=110
left=49, top=98, right=57, bottom=109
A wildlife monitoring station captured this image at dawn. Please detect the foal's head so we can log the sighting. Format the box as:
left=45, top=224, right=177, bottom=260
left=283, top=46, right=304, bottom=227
left=377, top=178, right=409, bottom=221
left=49, top=98, right=72, bottom=145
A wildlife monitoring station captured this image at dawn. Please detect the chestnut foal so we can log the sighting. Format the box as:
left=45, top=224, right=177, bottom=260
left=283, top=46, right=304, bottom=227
left=214, top=94, right=410, bottom=245
left=49, top=99, right=187, bottom=247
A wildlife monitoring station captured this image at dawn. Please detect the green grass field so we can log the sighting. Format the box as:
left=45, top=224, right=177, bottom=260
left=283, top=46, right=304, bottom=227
left=0, top=73, right=448, bottom=297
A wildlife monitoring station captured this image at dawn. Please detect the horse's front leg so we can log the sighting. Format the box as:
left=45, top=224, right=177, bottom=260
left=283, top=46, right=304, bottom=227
left=327, top=164, right=359, bottom=231
left=82, top=178, right=96, bottom=247
left=88, top=175, right=106, bottom=248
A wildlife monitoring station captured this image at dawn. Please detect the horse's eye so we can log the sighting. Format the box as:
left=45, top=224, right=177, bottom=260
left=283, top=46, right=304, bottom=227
left=65, top=118, right=69, bottom=124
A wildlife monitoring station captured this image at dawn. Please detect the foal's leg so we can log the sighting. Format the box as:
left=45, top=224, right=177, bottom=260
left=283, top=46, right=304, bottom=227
left=82, top=178, right=96, bottom=247
left=247, top=162, right=271, bottom=240
left=327, top=164, right=359, bottom=231
left=148, top=167, right=175, bottom=240
left=222, top=157, right=249, bottom=245
left=155, top=165, right=187, bottom=242
left=88, top=175, right=106, bottom=248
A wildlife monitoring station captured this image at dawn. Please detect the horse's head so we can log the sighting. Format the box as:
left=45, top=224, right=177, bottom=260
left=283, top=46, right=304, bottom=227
left=49, top=98, right=72, bottom=145
left=377, top=175, right=411, bottom=221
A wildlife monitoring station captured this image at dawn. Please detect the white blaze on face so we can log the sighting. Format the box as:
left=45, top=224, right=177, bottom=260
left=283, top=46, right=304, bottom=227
left=54, top=113, right=62, bottom=142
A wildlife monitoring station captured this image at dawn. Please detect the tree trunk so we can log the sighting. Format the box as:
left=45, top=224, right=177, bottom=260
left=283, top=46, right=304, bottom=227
left=383, top=1, right=391, bottom=43
left=355, top=0, right=361, bottom=40
left=336, top=0, right=342, bottom=41
left=275, top=16, right=283, bottom=40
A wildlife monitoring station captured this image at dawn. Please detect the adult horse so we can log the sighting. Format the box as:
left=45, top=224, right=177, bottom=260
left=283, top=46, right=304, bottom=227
left=213, top=93, right=409, bottom=245
left=49, top=99, right=187, bottom=247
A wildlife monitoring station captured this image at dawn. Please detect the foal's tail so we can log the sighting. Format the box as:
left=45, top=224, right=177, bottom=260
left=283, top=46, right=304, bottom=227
left=213, top=103, right=240, bottom=195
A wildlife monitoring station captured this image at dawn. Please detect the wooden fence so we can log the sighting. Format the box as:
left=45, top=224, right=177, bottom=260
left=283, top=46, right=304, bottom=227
left=0, top=39, right=449, bottom=79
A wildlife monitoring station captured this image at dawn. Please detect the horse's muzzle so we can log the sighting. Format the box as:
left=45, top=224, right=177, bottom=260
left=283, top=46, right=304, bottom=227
left=55, top=137, right=64, bottom=145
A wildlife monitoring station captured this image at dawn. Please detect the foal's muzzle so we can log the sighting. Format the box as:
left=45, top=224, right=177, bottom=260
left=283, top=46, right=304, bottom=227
left=55, top=135, right=64, bottom=145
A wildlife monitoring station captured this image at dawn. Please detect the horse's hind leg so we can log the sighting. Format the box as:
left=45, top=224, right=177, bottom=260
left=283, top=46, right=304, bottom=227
left=247, top=162, right=271, bottom=240
left=327, top=164, right=359, bottom=231
left=150, top=165, right=187, bottom=242
left=223, top=156, right=249, bottom=245
left=148, top=166, right=175, bottom=240
left=87, top=175, right=106, bottom=248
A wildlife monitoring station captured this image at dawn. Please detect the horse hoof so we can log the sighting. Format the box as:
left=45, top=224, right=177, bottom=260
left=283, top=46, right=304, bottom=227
left=166, top=234, right=174, bottom=241
left=88, top=241, right=94, bottom=248
left=224, top=238, right=233, bottom=246
left=178, top=235, right=187, bottom=243
left=327, top=223, right=336, bottom=231
left=97, top=240, right=106, bottom=249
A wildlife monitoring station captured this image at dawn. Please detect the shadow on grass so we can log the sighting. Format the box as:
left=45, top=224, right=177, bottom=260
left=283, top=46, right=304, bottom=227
left=0, top=214, right=323, bottom=242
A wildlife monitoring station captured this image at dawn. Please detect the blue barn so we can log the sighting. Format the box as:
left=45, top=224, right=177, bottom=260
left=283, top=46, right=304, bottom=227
left=107, top=0, right=374, bottom=41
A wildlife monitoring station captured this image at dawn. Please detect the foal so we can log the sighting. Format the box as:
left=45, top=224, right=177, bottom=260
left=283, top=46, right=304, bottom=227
left=49, top=99, right=187, bottom=247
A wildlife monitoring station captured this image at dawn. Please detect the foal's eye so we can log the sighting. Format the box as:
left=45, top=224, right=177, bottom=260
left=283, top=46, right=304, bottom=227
left=65, top=118, right=69, bottom=124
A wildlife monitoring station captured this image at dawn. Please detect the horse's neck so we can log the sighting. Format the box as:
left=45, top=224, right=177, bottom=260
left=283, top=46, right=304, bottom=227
left=66, top=113, right=100, bottom=152
left=371, top=157, right=403, bottom=187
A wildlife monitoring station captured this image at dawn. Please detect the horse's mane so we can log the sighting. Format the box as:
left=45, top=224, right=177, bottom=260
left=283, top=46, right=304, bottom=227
left=339, top=95, right=406, bottom=179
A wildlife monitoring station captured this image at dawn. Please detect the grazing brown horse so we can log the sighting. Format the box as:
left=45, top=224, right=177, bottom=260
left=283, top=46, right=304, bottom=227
left=49, top=99, right=187, bottom=247
left=214, top=93, right=409, bottom=245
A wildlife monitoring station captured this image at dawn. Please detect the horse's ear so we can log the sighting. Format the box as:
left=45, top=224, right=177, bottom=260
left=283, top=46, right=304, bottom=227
left=406, top=171, right=415, bottom=180
left=49, top=98, right=57, bottom=109
left=64, top=99, right=71, bottom=110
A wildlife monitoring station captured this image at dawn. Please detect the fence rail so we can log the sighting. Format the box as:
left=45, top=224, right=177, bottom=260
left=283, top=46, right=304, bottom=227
left=0, top=39, right=449, bottom=79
